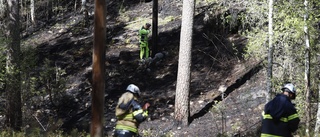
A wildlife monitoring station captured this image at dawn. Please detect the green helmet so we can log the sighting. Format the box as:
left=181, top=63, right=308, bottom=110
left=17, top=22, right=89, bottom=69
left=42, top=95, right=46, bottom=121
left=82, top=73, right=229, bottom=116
left=126, top=84, right=141, bottom=96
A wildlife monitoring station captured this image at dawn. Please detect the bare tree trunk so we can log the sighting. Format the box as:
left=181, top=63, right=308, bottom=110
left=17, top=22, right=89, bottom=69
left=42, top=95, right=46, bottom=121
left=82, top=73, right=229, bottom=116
left=314, top=55, right=320, bottom=136
left=46, top=0, right=52, bottom=21
left=81, top=0, right=86, bottom=11
left=74, top=0, right=77, bottom=11
left=266, top=0, right=273, bottom=102
left=304, top=0, right=311, bottom=136
left=151, top=0, right=158, bottom=57
left=174, top=0, right=194, bottom=127
left=91, top=0, right=106, bottom=136
left=81, top=0, right=89, bottom=27
left=30, top=0, right=35, bottom=25
left=5, top=0, right=22, bottom=131
left=0, top=0, right=5, bottom=17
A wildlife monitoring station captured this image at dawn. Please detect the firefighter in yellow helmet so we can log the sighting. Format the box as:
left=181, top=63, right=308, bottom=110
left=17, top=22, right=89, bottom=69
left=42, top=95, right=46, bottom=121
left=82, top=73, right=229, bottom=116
left=138, top=23, right=151, bottom=60
left=114, top=84, right=150, bottom=137
left=260, top=83, right=300, bottom=137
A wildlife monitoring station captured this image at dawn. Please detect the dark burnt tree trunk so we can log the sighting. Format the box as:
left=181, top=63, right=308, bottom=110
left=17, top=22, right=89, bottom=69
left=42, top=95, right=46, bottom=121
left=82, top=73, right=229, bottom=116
left=151, top=0, right=158, bottom=56
left=91, top=0, right=106, bottom=136
left=5, top=0, right=22, bottom=131
left=46, top=0, right=52, bottom=22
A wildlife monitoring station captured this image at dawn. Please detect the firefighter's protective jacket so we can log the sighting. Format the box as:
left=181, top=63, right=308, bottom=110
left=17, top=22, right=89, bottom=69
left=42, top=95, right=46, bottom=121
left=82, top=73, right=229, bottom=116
left=138, top=26, right=150, bottom=47
left=261, top=94, right=300, bottom=137
left=115, top=92, right=148, bottom=134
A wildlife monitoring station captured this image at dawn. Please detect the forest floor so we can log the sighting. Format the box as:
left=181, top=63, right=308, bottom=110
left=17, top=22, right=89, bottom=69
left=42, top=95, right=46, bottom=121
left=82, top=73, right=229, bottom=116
left=15, top=0, right=270, bottom=137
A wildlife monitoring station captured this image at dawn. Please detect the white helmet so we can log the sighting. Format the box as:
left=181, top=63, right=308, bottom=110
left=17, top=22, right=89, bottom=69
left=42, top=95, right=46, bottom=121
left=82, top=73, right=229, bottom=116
left=126, top=84, right=141, bottom=96
left=281, top=83, right=296, bottom=94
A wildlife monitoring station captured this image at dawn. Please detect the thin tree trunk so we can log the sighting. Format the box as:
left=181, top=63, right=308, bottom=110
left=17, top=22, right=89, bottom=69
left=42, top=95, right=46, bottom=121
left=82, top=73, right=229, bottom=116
left=81, top=0, right=86, bottom=11
left=304, top=0, right=311, bottom=136
left=174, top=0, right=194, bottom=126
left=74, top=0, right=77, bottom=11
left=91, top=0, right=106, bottom=136
left=30, top=0, right=35, bottom=25
left=0, top=0, right=5, bottom=16
left=314, top=55, right=320, bottom=136
left=81, top=0, right=89, bottom=27
left=47, top=0, right=52, bottom=21
left=5, top=0, right=22, bottom=131
left=151, top=0, right=158, bottom=56
left=266, top=0, right=274, bottom=102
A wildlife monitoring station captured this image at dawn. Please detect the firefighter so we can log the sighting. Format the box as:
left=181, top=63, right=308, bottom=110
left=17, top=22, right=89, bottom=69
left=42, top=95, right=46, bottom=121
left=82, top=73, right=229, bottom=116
left=114, top=84, right=150, bottom=137
left=260, top=83, right=300, bottom=137
left=138, top=23, right=151, bottom=60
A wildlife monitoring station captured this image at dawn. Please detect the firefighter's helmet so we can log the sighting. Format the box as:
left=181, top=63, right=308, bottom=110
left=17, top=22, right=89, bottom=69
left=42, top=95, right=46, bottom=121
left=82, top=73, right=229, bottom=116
left=126, top=84, right=141, bottom=96
left=146, top=23, right=151, bottom=27
left=281, top=83, right=296, bottom=95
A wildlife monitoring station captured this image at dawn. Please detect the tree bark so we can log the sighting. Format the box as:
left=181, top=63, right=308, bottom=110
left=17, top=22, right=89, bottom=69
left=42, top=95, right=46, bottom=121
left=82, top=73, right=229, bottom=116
left=304, top=0, right=311, bottom=136
left=266, top=0, right=273, bottom=102
left=5, top=0, right=22, bottom=131
left=81, top=0, right=89, bottom=27
left=314, top=55, right=320, bottom=136
left=151, top=0, right=158, bottom=57
left=46, top=0, right=52, bottom=21
left=174, top=0, right=194, bottom=126
left=0, top=0, right=5, bottom=17
left=91, top=0, right=106, bottom=136
left=30, top=0, right=35, bottom=25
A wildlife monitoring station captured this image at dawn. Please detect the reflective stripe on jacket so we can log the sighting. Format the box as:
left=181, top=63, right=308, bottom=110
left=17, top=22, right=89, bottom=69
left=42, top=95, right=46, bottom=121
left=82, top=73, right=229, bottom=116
left=261, top=94, right=300, bottom=137
left=115, top=92, right=148, bottom=133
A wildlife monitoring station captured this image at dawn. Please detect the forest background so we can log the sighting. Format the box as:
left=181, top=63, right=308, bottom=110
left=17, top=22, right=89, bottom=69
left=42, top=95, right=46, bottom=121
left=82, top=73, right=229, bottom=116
left=0, top=0, right=320, bottom=136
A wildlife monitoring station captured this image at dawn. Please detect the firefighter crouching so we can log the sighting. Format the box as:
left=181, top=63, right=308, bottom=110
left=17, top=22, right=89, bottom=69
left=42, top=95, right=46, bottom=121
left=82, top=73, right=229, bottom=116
left=114, top=84, right=150, bottom=137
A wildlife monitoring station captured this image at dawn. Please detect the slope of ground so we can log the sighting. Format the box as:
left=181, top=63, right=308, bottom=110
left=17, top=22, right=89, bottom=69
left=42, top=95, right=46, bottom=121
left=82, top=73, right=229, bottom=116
left=13, top=0, right=268, bottom=136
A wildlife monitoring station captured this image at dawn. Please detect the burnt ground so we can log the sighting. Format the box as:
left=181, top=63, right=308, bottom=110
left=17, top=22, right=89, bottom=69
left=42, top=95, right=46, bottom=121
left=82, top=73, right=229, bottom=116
left=10, top=0, right=270, bottom=136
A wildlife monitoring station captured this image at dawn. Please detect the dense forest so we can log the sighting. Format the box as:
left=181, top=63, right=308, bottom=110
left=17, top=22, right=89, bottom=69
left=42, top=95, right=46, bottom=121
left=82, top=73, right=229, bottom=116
left=0, top=0, right=320, bottom=136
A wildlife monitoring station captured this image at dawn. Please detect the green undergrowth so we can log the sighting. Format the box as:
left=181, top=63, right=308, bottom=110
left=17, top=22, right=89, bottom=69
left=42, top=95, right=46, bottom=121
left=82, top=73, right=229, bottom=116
left=0, top=129, right=90, bottom=137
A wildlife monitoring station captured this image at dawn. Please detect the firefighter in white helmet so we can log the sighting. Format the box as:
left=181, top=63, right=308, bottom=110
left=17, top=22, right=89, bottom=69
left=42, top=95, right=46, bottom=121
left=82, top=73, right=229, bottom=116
left=261, top=83, right=300, bottom=137
left=114, top=84, right=150, bottom=137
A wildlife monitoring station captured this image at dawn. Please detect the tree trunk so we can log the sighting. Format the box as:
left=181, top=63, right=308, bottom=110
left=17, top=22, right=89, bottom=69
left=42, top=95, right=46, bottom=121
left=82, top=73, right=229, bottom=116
left=46, top=0, right=52, bottom=21
left=304, top=0, right=311, bottom=136
left=0, top=0, right=5, bottom=17
left=314, top=55, right=320, bottom=136
left=266, top=0, right=273, bottom=102
left=81, top=0, right=86, bottom=11
left=151, top=0, right=158, bottom=57
left=91, top=0, right=106, bottom=136
left=174, top=0, right=194, bottom=126
left=5, top=0, right=22, bottom=131
left=81, top=0, right=89, bottom=27
left=30, top=0, right=35, bottom=25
